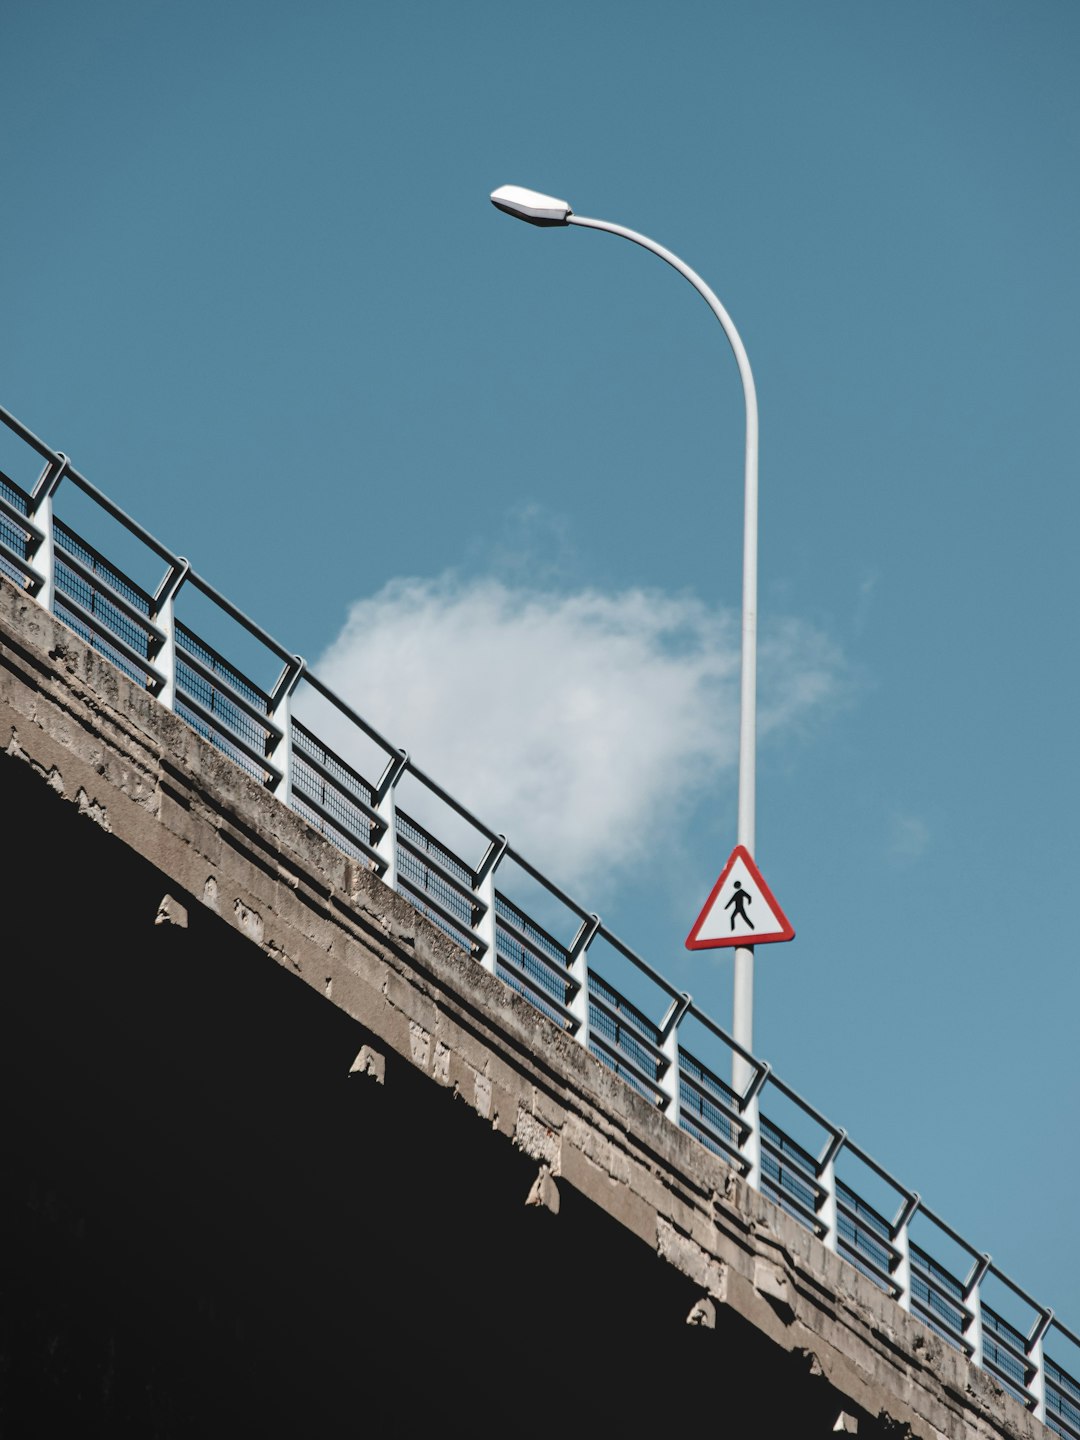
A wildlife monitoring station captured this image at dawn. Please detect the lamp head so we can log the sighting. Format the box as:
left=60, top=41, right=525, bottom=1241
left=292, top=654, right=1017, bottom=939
left=490, top=184, right=573, bottom=227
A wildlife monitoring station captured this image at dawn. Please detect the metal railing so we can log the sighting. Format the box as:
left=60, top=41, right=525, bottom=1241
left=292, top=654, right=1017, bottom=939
left=1, top=401, right=1076, bottom=1435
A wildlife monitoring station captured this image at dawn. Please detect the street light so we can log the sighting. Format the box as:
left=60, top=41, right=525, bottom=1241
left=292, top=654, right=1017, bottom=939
left=490, top=183, right=761, bottom=1072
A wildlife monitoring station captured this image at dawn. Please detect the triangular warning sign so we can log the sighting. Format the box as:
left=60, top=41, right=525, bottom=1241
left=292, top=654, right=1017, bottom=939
left=685, top=845, right=794, bottom=950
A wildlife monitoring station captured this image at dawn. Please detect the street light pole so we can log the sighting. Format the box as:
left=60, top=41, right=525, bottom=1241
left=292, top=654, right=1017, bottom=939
left=490, top=185, right=760, bottom=1069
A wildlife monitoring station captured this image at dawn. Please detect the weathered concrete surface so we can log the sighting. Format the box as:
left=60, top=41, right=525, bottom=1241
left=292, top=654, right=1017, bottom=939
left=0, top=578, right=1052, bottom=1438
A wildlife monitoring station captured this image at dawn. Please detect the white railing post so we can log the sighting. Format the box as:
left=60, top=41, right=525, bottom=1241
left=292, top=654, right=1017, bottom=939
left=818, top=1128, right=847, bottom=1254
left=1028, top=1308, right=1053, bottom=1424
left=738, top=1061, right=770, bottom=1191
left=267, top=655, right=306, bottom=805
left=964, top=1254, right=992, bottom=1370
left=25, top=453, right=67, bottom=614
left=472, top=834, right=508, bottom=975
left=657, top=992, right=692, bottom=1127
left=892, top=1192, right=920, bottom=1313
left=565, top=913, right=600, bottom=1051
left=151, top=558, right=190, bottom=711
left=373, top=749, right=408, bottom=891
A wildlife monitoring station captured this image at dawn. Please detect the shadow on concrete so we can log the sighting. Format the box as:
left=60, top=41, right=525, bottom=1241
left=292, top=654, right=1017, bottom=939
left=1, top=752, right=873, bottom=1437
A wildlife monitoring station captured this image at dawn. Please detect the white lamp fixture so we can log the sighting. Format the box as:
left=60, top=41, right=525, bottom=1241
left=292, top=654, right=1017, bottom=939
left=489, top=184, right=573, bottom=227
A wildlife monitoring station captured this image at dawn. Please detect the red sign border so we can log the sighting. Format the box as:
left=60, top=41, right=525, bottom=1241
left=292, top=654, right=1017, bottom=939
left=685, top=844, right=795, bottom=950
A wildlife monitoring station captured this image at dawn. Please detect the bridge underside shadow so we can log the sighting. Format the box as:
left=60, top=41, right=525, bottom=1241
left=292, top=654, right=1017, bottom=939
left=2, top=753, right=886, bottom=1437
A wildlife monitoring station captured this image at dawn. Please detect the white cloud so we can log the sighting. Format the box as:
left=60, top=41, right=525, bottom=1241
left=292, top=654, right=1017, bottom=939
left=889, top=813, right=931, bottom=863
left=308, top=572, right=843, bottom=897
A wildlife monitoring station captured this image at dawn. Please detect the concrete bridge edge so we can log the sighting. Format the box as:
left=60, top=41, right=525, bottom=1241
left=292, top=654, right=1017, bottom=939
left=0, top=578, right=1050, bottom=1440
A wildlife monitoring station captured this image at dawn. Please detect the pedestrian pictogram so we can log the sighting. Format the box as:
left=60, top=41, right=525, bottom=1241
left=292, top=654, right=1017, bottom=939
left=685, top=845, right=794, bottom=950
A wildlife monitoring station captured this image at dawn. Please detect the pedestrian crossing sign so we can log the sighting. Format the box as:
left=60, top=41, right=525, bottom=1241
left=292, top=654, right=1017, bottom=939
left=685, top=845, right=795, bottom=950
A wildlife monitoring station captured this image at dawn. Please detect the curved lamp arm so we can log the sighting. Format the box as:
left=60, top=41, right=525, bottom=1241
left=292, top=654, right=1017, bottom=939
left=568, top=211, right=759, bottom=859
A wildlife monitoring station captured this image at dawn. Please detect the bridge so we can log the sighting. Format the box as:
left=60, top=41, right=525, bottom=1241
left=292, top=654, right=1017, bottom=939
left=0, top=400, right=1075, bottom=1436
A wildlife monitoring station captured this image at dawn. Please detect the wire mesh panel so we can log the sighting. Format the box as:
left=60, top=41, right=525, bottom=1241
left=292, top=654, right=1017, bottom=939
left=835, top=1180, right=901, bottom=1297
left=976, top=1270, right=1052, bottom=1414
left=0, top=471, right=33, bottom=590
left=588, top=969, right=666, bottom=1105
left=981, top=1305, right=1036, bottom=1409
left=174, top=622, right=276, bottom=784
left=290, top=719, right=381, bottom=867
left=760, top=1117, right=827, bottom=1235
left=908, top=1242, right=970, bottom=1350
left=494, top=891, right=575, bottom=1028
left=53, top=520, right=159, bottom=687
left=1046, top=1344, right=1080, bottom=1440
left=907, top=1240, right=971, bottom=1351
left=395, top=807, right=478, bottom=954
left=678, top=1047, right=745, bottom=1168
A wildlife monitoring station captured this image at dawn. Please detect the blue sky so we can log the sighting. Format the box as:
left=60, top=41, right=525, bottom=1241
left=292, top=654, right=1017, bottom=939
left=4, top=1, right=1079, bottom=1340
